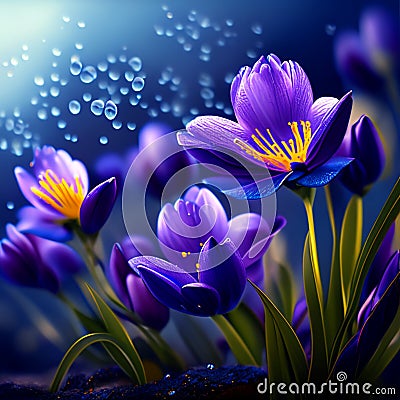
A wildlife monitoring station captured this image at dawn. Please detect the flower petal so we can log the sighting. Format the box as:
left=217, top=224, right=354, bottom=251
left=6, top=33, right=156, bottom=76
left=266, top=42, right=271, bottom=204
left=198, top=237, right=246, bottom=314
left=16, top=206, right=73, bottom=242
left=181, top=283, right=221, bottom=316
left=80, top=177, right=117, bottom=234
left=135, top=264, right=187, bottom=312
left=221, top=172, right=290, bottom=199
left=296, top=157, right=353, bottom=187
left=310, top=97, right=339, bottom=131
left=306, top=91, right=353, bottom=168
left=126, top=273, right=170, bottom=329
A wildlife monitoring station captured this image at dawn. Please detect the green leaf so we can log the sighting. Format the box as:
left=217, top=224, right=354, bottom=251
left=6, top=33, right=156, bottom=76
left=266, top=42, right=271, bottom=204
left=250, top=281, right=308, bottom=383
left=330, top=178, right=400, bottom=369
left=303, top=234, right=328, bottom=381
left=324, top=186, right=344, bottom=351
left=84, top=284, right=146, bottom=385
left=225, top=303, right=265, bottom=365
left=50, top=332, right=137, bottom=392
left=339, top=195, right=363, bottom=311
left=211, top=313, right=257, bottom=365
left=264, top=262, right=298, bottom=322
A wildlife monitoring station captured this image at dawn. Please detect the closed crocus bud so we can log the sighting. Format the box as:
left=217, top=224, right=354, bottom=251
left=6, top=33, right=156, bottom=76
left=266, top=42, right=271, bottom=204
left=338, top=115, right=385, bottom=196
left=108, top=243, right=169, bottom=330
left=334, top=31, right=384, bottom=93
left=0, top=224, right=83, bottom=293
left=80, top=177, right=118, bottom=234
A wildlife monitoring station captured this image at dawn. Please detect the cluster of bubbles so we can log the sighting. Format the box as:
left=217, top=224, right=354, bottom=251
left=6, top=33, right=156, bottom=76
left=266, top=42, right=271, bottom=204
left=0, top=110, right=39, bottom=156
left=0, top=5, right=271, bottom=156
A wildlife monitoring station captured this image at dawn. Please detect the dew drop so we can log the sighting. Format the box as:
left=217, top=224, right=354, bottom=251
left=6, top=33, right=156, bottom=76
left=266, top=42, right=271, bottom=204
left=200, top=88, right=214, bottom=100
left=108, top=70, right=120, bottom=81
left=107, top=54, right=117, bottom=64
left=206, top=363, right=215, bottom=370
left=97, top=61, right=108, bottom=72
left=80, top=66, right=97, bottom=83
left=68, top=100, right=81, bottom=115
left=119, top=54, right=127, bottom=63
left=104, top=100, right=117, bottom=120
left=225, top=19, right=234, bottom=27
left=166, top=11, right=173, bottom=19
left=62, top=16, right=70, bottom=23
left=51, top=106, right=61, bottom=117
left=14, top=119, right=25, bottom=134
left=70, top=60, right=83, bottom=76
left=37, top=109, right=48, bottom=120
left=30, top=96, right=39, bottom=105
left=99, top=136, right=108, bottom=144
left=90, top=99, right=104, bottom=116
left=50, top=86, right=60, bottom=97
left=200, top=44, right=211, bottom=54
left=58, top=120, right=67, bottom=129
left=0, top=138, right=7, bottom=150
left=34, top=76, right=44, bottom=86
left=224, top=72, right=234, bottom=84
left=325, top=24, right=336, bottom=36
left=120, top=87, right=129, bottom=95
left=160, top=102, right=171, bottom=113
left=71, top=135, right=78, bottom=143
left=21, top=54, right=29, bottom=61
left=64, top=133, right=71, bottom=140
left=127, top=122, right=136, bottom=131
left=10, top=57, right=18, bottom=66
left=6, top=201, right=14, bottom=210
left=77, top=20, right=86, bottom=28
left=112, top=120, right=122, bottom=129
left=124, top=71, right=134, bottom=81
left=154, top=25, right=165, bottom=36
left=129, top=94, right=140, bottom=106
left=132, top=77, right=145, bottom=91
left=128, top=56, right=142, bottom=72
left=246, top=49, right=257, bottom=59
left=183, top=42, right=192, bottom=52
left=83, top=93, right=92, bottom=102
left=251, top=23, right=263, bottom=35
left=52, top=48, right=62, bottom=57
left=50, top=73, right=60, bottom=82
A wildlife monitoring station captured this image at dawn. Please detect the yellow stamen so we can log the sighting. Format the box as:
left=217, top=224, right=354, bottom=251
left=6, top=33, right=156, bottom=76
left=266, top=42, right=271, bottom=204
left=195, top=263, right=200, bottom=271
left=182, top=251, right=191, bottom=258
left=234, top=120, right=312, bottom=171
left=31, top=169, right=85, bottom=219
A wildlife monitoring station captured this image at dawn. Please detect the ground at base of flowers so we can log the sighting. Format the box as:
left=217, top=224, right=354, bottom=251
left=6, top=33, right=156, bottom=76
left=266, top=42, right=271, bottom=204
left=0, top=365, right=268, bottom=400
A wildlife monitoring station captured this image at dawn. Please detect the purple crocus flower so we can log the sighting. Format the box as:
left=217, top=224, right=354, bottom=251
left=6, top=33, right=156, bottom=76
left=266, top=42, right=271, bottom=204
left=334, top=250, right=400, bottom=379
left=178, top=54, right=353, bottom=198
left=129, top=236, right=246, bottom=316
left=157, top=186, right=285, bottom=279
left=108, top=242, right=169, bottom=330
left=14, top=146, right=117, bottom=240
left=0, top=224, right=83, bottom=293
left=337, top=115, right=385, bottom=196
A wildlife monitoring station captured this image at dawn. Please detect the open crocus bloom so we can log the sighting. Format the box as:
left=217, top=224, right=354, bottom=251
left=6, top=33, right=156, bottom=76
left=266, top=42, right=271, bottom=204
left=129, top=237, right=247, bottom=316
left=15, top=146, right=117, bottom=240
left=178, top=54, right=354, bottom=198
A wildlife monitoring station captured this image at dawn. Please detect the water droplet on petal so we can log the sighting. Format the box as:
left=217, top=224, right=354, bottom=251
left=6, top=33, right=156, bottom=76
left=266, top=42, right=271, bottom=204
left=132, top=77, right=145, bottom=91
left=128, top=56, right=142, bottom=72
left=108, top=70, right=120, bottom=81
left=90, top=99, right=105, bottom=116
left=97, top=61, right=108, bottom=72
left=83, top=93, right=92, bottom=102
left=77, top=20, right=86, bottom=28
left=200, top=88, right=214, bottom=100
left=6, top=201, right=14, bottom=210
left=80, top=66, right=97, bottom=83
left=104, top=100, right=117, bottom=120
left=68, top=100, right=81, bottom=115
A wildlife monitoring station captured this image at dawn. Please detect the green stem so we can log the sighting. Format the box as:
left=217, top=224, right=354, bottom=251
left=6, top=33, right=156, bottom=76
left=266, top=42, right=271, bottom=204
left=303, top=197, right=324, bottom=305
left=211, top=314, right=257, bottom=365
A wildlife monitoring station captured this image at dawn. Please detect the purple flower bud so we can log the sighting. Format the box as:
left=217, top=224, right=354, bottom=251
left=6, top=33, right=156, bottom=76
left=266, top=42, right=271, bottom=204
left=338, top=115, right=385, bottom=196
left=80, top=177, right=117, bottom=234
left=108, top=243, right=169, bottom=330
left=0, top=224, right=83, bottom=293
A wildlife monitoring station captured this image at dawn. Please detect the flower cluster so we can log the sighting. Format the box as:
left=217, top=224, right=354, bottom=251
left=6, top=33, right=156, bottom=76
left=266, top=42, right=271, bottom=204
left=0, top=47, right=398, bottom=392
